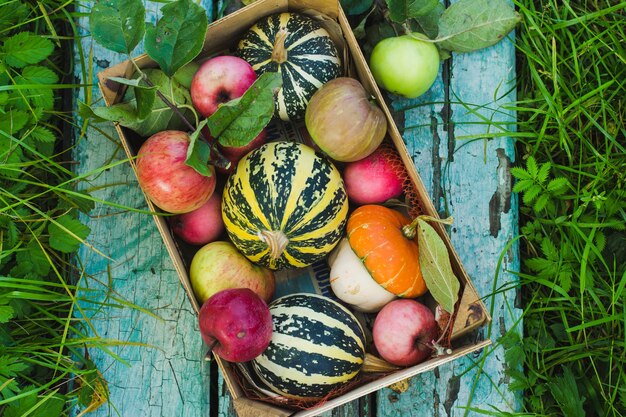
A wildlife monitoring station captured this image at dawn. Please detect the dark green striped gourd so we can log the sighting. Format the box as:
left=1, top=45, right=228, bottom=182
left=221, top=141, right=348, bottom=270
left=237, top=12, right=342, bottom=121
left=252, top=293, right=366, bottom=400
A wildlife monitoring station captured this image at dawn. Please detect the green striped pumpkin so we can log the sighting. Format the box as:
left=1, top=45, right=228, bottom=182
left=252, top=293, right=366, bottom=400
left=221, top=141, right=348, bottom=270
left=236, top=12, right=342, bottom=121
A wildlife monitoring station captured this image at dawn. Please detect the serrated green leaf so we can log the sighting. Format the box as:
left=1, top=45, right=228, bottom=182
left=533, top=193, right=550, bottom=212
left=0, top=305, right=14, bottom=323
left=526, top=157, right=538, bottom=179
left=437, top=0, right=520, bottom=53
left=547, top=177, right=569, bottom=193
left=13, top=240, right=51, bottom=278
left=540, top=237, right=558, bottom=260
left=48, top=215, right=91, bottom=254
left=1, top=219, right=19, bottom=248
left=185, top=120, right=213, bottom=177
left=30, top=126, right=56, bottom=143
left=559, top=269, right=573, bottom=292
left=548, top=367, right=586, bottom=417
left=144, top=0, right=208, bottom=77
left=416, top=219, right=460, bottom=313
left=386, top=0, right=439, bottom=22
left=90, top=0, right=145, bottom=54
left=209, top=72, right=282, bottom=148
left=525, top=257, right=554, bottom=274
left=0, top=110, right=29, bottom=134
left=523, top=184, right=542, bottom=205
left=340, top=0, right=374, bottom=15
left=3, top=32, right=54, bottom=68
left=537, top=162, right=551, bottom=185
left=0, top=1, right=29, bottom=33
left=20, top=65, right=58, bottom=84
left=510, top=166, right=532, bottom=180
left=512, top=178, right=534, bottom=193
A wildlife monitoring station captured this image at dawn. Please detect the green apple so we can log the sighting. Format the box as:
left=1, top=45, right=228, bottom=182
left=189, top=241, right=275, bottom=304
left=369, top=34, right=440, bottom=99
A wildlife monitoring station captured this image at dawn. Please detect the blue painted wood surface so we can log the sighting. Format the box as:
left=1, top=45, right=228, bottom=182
left=73, top=1, right=521, bottom=416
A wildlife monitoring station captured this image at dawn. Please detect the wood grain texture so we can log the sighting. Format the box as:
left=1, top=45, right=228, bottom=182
left=73, top=2, right=215, bottom=416
left=376, top=20, right=522, bottom=417
left=73, top=0, right=521, bottom=416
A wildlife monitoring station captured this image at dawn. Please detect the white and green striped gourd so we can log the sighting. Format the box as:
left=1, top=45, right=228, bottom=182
left=251, top=293, right=366, bottom=400
left=236, top=12, right=342, bottom=121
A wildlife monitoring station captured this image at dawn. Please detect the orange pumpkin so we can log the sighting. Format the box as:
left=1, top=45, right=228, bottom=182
left=346, top=205, right=426, bottom=298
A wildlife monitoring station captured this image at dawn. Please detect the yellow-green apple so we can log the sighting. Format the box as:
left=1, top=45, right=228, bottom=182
left=136, top=130, right=215, bottom=214
left=198, top=288, right=272, bottom=362
left=369, top=34, right=440, bottom=99
left=189, top=241, right=275, bottom=304
left=372, top=299, right=438, bottom=366
left=191, top=55, right=257, bottom=117
left=169, top=191, right=224, bottom=245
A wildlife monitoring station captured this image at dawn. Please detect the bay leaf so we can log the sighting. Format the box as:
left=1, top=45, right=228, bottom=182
left=437, top=0, right=520, bottom=53
left=90, top=0, right=145, bottom=54
left=208, top=72, right=282, bottom=148
left=417, top=218, right=460, bottom=313
left=144, top=0, right=208, bottom=77
left=386, top=0, right=440, bottom=23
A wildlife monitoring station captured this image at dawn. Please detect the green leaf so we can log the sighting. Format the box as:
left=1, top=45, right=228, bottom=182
left=540, top=237, right=558, bottom=261
left=29, top=126, right=56, bottom=143
left=3, top=32, right=54, bottom=68
left=0, top=305, right=14, bottom=323
left=522, top=184, right=542, bottom=205
left=0, top=110, right=29, bottom=134
left=48, top=215, right=91, bottom=254
left=90, top=0, right=145, bottom=54
left=0, top=1, right=29, bottom=33
left=537, top=162, right=551, bottom=185
left=386, top=0, right=439, bottom=22
left=4, top=387, right=65, bottom=417
left=20, top=65, right=58, bottom=84
left=91, top=102, right=140, bottom=126
left=13, top=240, right=51, bottom=278
left=414, top=3, right=444, bottom=39
left=144, top=0, right=208, bottom=77
left=547, top=177, right=569, bottom=193
left=548, top=367, right=586, bottom=417
left=107, top=76, right=158, bottom=119
left=173, top=61, right=200, bottom=90
left=533, top=193, right=550, bottom=212
left=436, top=0, right=520, bottom=53
left=416, top=219, right=460, bottom=313
left=185, top=120, right=213, bottom=177
left=512, top=178, right=534, bottom=193
left=209, top=72, right=282, bottom=147
left=525, top=156, right=538, bottom=178
left=340, top=0, right=374, bottom=15
left=510, top=166, right=532, bottom=180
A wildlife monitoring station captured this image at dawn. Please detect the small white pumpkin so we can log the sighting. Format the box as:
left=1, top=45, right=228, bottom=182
left=328, top=238, right=396, bottom=312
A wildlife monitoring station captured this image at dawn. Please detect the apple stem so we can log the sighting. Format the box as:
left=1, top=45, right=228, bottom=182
left=125, top=58, right=231, bottom=171
left=271, top=30, right=289, bottom=64
left=204, top=339, right=220, bottom=362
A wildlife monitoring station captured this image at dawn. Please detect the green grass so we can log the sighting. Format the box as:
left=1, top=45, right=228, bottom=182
left=0, top=1, right=148, bottom=415
left=507, top=0, right=626, bottom=415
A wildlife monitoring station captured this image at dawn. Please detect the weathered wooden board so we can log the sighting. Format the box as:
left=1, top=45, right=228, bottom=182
left=73, top=1, right=521, bottom=416
left=375, top=19, right=522, bottom=417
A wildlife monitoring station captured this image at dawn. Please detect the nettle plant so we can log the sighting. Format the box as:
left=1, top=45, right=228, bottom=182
left=81, top=0, right=281, bottom=175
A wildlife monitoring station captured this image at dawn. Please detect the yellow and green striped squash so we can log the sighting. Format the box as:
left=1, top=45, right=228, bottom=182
left=252, top=293, right=366, bottom=400
left=222, top=141, right=348, bottom=270
left=236, top=12, right=342, bottom=121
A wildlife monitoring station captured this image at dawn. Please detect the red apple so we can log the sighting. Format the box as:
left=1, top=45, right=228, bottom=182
left=136, top=130, right=216, bottom=214
left=191, top=55, right=257, bottom=117
left=372, top=299, right=438, bottom=366
left=343, top=145, right=405, bottom=205
left=198, top=288, right=273, bottom=362
left=189, top=241, right=275, bottom=303
left=168, top=191, right=224, bottom=245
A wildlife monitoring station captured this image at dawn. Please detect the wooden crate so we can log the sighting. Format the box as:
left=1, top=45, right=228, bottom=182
left=96, top=0, right=491, bottom=415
